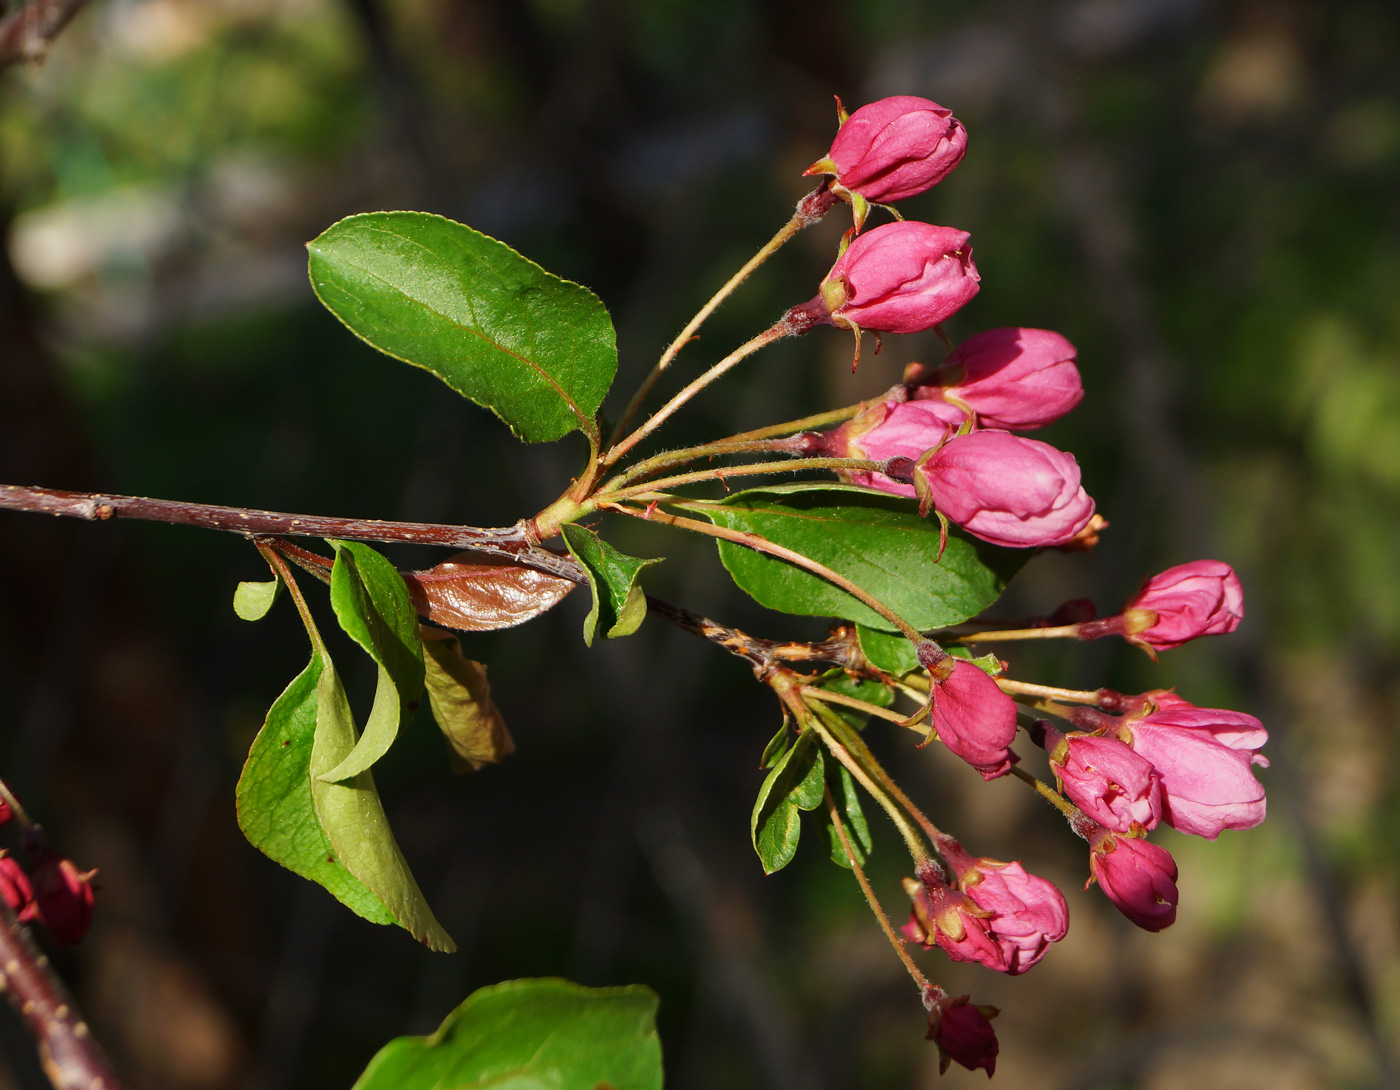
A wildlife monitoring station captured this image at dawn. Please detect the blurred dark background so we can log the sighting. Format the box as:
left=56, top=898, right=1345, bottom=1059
left=1, top=0, right=1398, bottom=1086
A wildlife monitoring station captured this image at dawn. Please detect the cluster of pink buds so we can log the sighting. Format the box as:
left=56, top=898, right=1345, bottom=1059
left=0, top=794, right=97, bottom=946
left=783, top=103, right=1267, bottom=1073
left=815, top=326, right=1096, bottom=547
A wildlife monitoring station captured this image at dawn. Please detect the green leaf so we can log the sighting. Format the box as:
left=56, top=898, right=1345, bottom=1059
left=235, top=657, right=395, bottom=926
left=234, top=577, right=282, bottom=621
left=307, top=212, right=617, bottom=444
left=687, top=484, right=1024, bottom=632
left=351, top=978, right=662, bottom=1090
left=759, top=721, right=793, bottom=770
left=421, top=627, right=514, bottom=771
left=856, top=623, right=920, bottom=675
left=309, top=652, right=456, bottom=951
left=560, top=525, right=660, bottom=646
left=320, top=541, right=425, bottom=782
left=823, top=765, right=873, bottom=870
left=813, top=667, right=894, bottom=730
left=750, top=731, right=824, bottom=875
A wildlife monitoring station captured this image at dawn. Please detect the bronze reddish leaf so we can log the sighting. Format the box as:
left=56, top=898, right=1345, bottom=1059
left=401, top=552, right=576, bottom=631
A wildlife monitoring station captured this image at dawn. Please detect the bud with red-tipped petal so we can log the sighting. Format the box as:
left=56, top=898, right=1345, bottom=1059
left=0, top=853, right=38, bottom=923
left=924, top=654, right=1019, bottom=780
left=1116, top=694, right=1268, bottom=839
left=911, top=327, right=1084, bottom=430
left=917, top=430, right=1096, bottom=547
left=815, top=222, right=980, bottom=337
left=805, top=96, right=968, bottom=229
left=1082, top=822, right=1179, bottom=931
left=926, top=992, right=1000, bottom=1077
left=1045, top=725, right=1163, bottom=833
left=31, top=855, right=95, bottom=945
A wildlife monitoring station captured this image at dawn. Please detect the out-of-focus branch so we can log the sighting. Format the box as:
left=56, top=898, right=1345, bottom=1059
left=0, top=897, right=128, bottom=1090
left=0, top=0, right=89, bottom=70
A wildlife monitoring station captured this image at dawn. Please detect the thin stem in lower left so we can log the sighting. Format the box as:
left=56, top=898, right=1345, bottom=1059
left=825, top=785, right=931, bottom=996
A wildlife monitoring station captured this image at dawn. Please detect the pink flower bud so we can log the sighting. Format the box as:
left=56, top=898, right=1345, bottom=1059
left=1049, top=730, right=1163, bottom=833
left=902, top=869, right=1008, bottom=973
left=1121, top=697, right=1268, bottom=839
left=1086, top=826, right=1179, bottom=932
left=1123, top=560, right=1244, bottom=651
left=913, top=327, right=1084, bottom=430
left=929, top=659, right=1019, bottom=780
left=817, top=222, right=979, bottom=335
left=0, top=854, right=38, bottom=923
left=806, top=96, right=968, bottom=206
left=926, top=993, right=999, bottom=1078
left=835, top=397, right=964, bottom=497
left=31, top=856, right=95, bottom=945
left=949, top=854, right=1069, bottom=975
left=918, top=430, right=1096, bottom=547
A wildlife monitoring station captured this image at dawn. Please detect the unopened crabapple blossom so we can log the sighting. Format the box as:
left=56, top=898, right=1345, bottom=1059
left=902, top=871, right=1010, bottom=973
left=922, top=653, right=1019, bottom=780
left=926, top=992, right=1000, bottom=1078
left=1123, top=559, right=1244, bottom=651
left=1116, top=695, right=1268, bottom=839
left=30, top=853, right=95, bottom=946
left=937, top=847, right=1070, bottom=975
left=910, top=327, right=1084, bottom=431
left=916, top=430, right=1096, bottom=547
left=815, top=221, right=980, bottom=336
left=1081, top=821, right=1180, bottom=932
left=1044, top=725, right=1164, bottom=833
left=804, top=96, right=968, bottom=225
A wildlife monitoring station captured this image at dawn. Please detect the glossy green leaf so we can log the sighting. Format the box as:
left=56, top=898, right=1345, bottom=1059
left=319, top=541, right=425, bottom=782
left=813, top=666, right=895, bottom=730
left=307, top=212, right=617, bottom=443
left=823, top=765, right=873, bottom=870
left=309, top=652, right=456, bottom=951
left=233, top=577, right=282, bottom=621
left=351, top=978, right=662, bottom=1090
left=235, top=656, right=395, bottom=926
left=750, top=731, right=824, bottom=875
left=560, top=525, right=660, bottom=646
left=856, top=623, right=920, bottom=675
left=689, top=484, right=1024, bottom=632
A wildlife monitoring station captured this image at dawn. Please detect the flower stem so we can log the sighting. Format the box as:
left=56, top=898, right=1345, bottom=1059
left=803, top=708, right=929, bottom=863
left=812, top=702, right=948, bottom=847
left=799, top=686, right=909, bottom=726
left=956, top=623, right=1084, bottom=643
left=604, top=502, right=924, bottom=643
left=1007, top=765, right=1081, bottom=820
left=605, top=185, right=833, bottom=452
left=996, top=678, right=1102, bottom=704
left=603, top=324, right=788, bottom=467
left=601, top=456, right=885, bottom=502
left=824, top=785, right=931, bottom=995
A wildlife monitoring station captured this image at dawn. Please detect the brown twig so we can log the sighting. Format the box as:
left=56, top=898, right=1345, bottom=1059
left=0, top=483, right=584, bottom=582
left=642, top=596, right=864, bottom=676
left=0, top=0, right=89, bottom=69
left=0, top=896, right=128, bottom=1090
